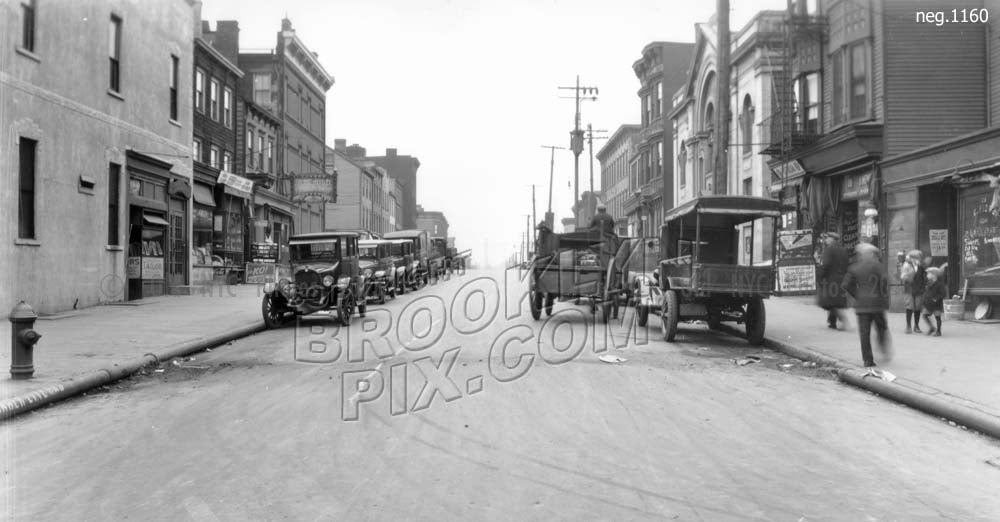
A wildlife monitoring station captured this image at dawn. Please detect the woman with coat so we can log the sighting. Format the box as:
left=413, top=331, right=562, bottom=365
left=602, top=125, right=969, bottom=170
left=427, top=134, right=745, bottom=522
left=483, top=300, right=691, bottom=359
left=817, top=232, right=849, bottom=329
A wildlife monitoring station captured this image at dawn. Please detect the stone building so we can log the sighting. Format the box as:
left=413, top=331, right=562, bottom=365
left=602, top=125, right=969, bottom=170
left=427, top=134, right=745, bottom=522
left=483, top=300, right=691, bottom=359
left=597, top=124, right=640, bottom=236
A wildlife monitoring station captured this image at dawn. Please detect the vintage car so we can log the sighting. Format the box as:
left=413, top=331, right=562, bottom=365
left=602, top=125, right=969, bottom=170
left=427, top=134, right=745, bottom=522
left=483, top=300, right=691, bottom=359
left=644, top=196, right=786, bottom=345
left=430, top=237, right=450, bottom=278
left=359, top=239, right=398, bottom=303
left=386, top=239, right=414, bottom=295
left=383, top=229, right=431, bottom=289
left=261, top=231, right=367, bottom=328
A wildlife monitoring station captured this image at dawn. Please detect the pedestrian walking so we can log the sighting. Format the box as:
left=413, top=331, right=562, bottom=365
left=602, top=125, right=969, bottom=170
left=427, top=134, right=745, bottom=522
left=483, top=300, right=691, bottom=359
left=921, top=267, right=947, bottom=336
left=817, top=232, right=849, bottom=329
left=842, top=242, right=892, bottom=367
left=900, top=249, right=926, bottom=334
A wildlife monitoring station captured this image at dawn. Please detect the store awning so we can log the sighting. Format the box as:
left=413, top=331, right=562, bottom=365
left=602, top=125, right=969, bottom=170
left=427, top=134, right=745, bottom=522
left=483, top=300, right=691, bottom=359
left=143, top=213, right=170, bottom=226
left=193, top=183, right=215, bottom=207
left=218, top=171, right=253, bottom=199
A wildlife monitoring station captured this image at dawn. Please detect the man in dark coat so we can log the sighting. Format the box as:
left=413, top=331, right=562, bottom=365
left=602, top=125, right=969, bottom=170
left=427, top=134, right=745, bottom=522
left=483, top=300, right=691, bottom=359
left=817, top=232, right=849, bottom=329
left=589, top=203, right=616, bottom=236
left=842, top=242, right=892, bottom=367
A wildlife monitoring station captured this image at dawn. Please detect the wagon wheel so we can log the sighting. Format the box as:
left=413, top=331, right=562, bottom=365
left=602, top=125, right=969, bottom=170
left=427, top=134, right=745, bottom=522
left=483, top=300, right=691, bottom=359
left=745, top=297, right=766, bottom=346
left=661, top=289, right=679, bottom=342
left=530, top=291, right=544, bottom=320
left=544, top=293, right=555, bottom=317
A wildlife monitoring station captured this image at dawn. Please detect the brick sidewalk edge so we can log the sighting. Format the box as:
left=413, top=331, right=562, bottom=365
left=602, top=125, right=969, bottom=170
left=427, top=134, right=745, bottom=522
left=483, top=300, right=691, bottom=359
left=0, top=321, right=265, bottom=421
left=719, top=325, right=1000, bottom=440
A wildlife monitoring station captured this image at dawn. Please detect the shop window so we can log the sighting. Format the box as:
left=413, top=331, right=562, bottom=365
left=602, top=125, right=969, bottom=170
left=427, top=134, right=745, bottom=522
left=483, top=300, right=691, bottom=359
left=193, top=205, right=213, bottom=265
left=108, top=163, right=121, bottom=245
left=169, top=55, right=179, bottom=120
left=194, top=68, right=205, bottom=113
left=109, top=15, right=122, bottom=92
left=19, top=138, right=37, bottom=239
left=962, top=189, right=1000, bottom=281
left=21, top=0, right=36, bottom=53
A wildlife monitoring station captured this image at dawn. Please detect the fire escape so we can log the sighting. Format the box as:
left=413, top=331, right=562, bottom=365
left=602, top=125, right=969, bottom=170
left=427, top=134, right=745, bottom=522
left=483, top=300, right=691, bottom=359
left=759, top=9, right=827, bottom=194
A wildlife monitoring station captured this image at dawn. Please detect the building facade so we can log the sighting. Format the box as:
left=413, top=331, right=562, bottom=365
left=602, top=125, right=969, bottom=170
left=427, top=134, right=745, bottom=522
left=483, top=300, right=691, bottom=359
left=234, top=18, right=333, bottom=237
left=370, top=148, right=420, bottom=229
left=191, top=22, right=246, bottom=285
left=2, top=0, right=196, bottom=315
left=625, top=41, right=695, bottom=238
left=597, top=124, right=640, bottom=236
left=416, top=206, right=449, bottom=239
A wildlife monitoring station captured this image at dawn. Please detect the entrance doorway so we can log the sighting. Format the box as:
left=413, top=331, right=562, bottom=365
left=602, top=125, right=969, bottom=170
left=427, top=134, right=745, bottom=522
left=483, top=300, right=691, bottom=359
left=168, top=197, right=187, bottom=288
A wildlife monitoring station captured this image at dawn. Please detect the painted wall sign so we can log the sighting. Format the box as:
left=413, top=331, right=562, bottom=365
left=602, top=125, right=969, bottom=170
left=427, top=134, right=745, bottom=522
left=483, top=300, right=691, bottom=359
left=778, top=264, right=817, bottom=292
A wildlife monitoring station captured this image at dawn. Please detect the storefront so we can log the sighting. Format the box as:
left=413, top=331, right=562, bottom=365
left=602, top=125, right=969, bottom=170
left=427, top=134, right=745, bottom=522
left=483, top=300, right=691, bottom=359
left=125, top=151, right=190, bottom=300
left=881, top=127, right=1000, bottom=315
left=252, top=186, right=296, bottom=265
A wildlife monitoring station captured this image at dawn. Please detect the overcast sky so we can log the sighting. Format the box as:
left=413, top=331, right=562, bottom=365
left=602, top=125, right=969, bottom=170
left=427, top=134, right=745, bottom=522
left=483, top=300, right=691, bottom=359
left=201, top=0, right=787, bottom=267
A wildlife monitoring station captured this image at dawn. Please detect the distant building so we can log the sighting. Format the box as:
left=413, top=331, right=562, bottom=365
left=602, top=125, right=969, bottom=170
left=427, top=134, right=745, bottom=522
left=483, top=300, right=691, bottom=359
left=2, top=0, right=196, bottom=314
left=572, top=191, right=603, bottom=230
left=598, top=124, right=640, bottom=236
left=369, top=148, right=420, bottom=229
left=324, top=142, right=386, bottom=236
left=416, top=205, right=449, bottom=238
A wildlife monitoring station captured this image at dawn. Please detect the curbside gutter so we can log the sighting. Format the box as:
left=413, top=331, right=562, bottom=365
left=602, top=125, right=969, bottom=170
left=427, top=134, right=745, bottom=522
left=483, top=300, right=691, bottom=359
left=0, top=321, right=265, bottom=422
left=720, top=325, right=1000, bottom=440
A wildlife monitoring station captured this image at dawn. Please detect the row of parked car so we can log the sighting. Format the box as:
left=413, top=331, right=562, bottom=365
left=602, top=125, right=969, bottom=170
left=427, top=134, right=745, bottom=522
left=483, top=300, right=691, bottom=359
left=261, top=229, right=466, bottom=328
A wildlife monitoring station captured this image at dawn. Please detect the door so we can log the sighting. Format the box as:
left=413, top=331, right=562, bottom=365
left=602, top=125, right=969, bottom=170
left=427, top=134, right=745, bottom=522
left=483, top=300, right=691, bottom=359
left=168, top=197, right=187, bottom=287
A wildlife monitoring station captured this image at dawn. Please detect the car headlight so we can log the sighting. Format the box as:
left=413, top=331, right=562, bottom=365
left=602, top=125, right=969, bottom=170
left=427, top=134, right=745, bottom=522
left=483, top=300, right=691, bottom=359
left=337, top=276, right=351, bottom=287
left=322, top=275, right=335, bottom=287
left=363, top=268, right=373, bottom=278
left=374, top=270, right=386, bottom=278
left=277, top=278, right=294, bottom=297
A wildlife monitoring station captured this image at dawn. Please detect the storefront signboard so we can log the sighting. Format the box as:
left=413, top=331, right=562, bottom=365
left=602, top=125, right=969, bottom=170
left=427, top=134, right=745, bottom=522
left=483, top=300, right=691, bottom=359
left=245, top=262, right=276, bottom=284
left=842, top=172, right=872, bottom=201
left=930, top=229, right=949, bottom=257
left=251, top=242, right=278, bottom=263
left=127, top=257, right=142, bottom=279
left=141, top=257, right=164, bottom=279
left=777, top=229, right=814, bottom=261
left=218, top=170, right=253, bottom=198
left=778, top=264, right=816, bottom=292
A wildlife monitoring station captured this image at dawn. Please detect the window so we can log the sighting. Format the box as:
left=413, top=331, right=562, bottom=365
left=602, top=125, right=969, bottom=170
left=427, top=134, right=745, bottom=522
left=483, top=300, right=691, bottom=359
left=246, top=129, right=254, bottom=168
left=654, top=82, right=662, bottom=118
left=850, top=43, right=868, bottom=119
left=257, top=134, right=265, bottom=169
left=742, top=95, right=754, bottom=154
left=832, top=52, right=843, bottom=124
left=659, top=82, right=666, bottom=116
left=21, top=0, right=36, bottom=52
left=658, top=141, right=664, bottom=176
left=678, top=146, right=687, bottom=188
left=267, top=138, right=274, bottom=172
left=643, top=95, right=651, bottom=126
left=194, top=68, right=205, bottom=113
left=192, top=139, right=202, bottom=164
left=109, top=15, right=122, bottom=92
left=209, top=79, right=219, bottom=121
left=210, top=145, right=220, bottom=169
left=169, top=55, right=179, bottom=120
left=223, top=87, right=233, bottom=128
left=801, top=73, right=820, bottom=133
left=19, top=138, right=37, bottom=239
left=222, top=152, right=232, bottom=173
left=253, top=73, right=271, bottom=108
left=108, top=163, right=121, bottom=245
left=743, top=177, right=753, bottom=196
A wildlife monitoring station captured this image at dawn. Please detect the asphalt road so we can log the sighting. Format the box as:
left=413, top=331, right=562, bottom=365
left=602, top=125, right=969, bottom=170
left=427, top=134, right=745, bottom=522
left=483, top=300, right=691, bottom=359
left=4, top=268, right=1000, bottom=521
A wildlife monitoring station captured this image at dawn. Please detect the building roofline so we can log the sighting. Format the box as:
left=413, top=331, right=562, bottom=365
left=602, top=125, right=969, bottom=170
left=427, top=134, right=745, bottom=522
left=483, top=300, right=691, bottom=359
left=195, top=37, right=244, bottom=78
left=597, top=124, right=641, bottom=159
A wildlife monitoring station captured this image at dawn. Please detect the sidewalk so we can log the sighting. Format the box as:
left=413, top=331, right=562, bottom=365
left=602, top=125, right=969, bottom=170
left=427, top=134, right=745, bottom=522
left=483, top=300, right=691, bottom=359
left=765, top=296, right=1000, bottom=419
left=1, top=284, right=264, bottom=419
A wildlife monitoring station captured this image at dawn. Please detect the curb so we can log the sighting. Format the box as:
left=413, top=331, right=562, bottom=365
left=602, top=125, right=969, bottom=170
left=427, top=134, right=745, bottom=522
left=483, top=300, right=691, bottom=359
left=721, top=325, right=1000, bottom=440
left=0, top=321, right=265, bottom=421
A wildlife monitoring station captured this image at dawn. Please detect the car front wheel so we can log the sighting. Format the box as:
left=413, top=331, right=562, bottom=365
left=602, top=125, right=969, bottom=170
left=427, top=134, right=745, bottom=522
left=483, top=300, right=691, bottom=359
left=262, top=294, right=287, bottom=329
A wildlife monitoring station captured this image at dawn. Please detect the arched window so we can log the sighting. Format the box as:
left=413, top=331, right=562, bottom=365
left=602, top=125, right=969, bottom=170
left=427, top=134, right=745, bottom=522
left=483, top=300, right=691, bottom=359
left=742, top=95, right=754, bottom=155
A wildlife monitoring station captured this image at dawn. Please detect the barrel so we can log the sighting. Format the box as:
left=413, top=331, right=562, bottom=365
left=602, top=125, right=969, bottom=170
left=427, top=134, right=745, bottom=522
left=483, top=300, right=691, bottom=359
left=943, top=299, right=966, bottom=321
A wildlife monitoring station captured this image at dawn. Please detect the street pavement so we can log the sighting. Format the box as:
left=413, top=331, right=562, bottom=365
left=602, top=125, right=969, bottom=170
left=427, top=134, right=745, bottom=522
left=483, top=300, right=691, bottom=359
left=3, top=268, right=1000, bottom=520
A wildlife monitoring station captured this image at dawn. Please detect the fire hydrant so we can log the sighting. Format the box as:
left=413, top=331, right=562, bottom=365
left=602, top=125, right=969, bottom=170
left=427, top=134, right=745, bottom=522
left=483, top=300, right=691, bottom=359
left=10, top=301, right=42, bottom=380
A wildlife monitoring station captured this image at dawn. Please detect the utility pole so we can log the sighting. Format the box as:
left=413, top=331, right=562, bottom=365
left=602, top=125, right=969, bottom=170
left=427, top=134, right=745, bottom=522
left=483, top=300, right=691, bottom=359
left=585, top=125, right=609, bottom=198
left=524, top=214, right=531, bottom=259
left=716, top=0, right=731, bottom=195
left=559, top=77, right=598, bottom=226
left=540, top=145, right=565, bottom=229
left=525, top=185, right=538, bottom=244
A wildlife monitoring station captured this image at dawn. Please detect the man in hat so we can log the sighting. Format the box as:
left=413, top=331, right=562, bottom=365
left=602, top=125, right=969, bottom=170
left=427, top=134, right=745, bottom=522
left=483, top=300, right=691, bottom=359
left=817, top=231, right=849, bottom=329
left=589, top=203, right=616, bottom=236
left=843, top=242, right=892, bottom=367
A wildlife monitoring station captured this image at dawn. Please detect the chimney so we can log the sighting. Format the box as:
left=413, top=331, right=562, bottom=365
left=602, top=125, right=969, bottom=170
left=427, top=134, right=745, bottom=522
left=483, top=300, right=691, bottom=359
left=192, top=0, right=203, bottom=38
left=346, top=144, right=367, bottom=159
left=386, top=148, right=397, bottom=157
left=334, top=139, right=347, bottom=151
left=213, top=21, right=240, bottom=65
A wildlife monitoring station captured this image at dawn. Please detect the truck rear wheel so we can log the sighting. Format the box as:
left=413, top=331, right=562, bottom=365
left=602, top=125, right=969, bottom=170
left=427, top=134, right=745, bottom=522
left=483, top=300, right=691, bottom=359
left=661, top=290, right=679, bottom=342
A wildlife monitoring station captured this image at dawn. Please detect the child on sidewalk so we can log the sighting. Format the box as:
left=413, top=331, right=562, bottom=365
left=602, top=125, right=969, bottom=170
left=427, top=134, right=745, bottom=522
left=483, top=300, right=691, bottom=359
left=900, top=250, right=925, bottom=334
left=922, top=267, right=947, bottom=336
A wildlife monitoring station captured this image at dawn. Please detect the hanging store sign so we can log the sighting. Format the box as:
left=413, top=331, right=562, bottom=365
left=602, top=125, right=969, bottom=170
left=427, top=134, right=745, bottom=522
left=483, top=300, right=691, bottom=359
left=217, top=170, right=253, bottom=198
left=841, top=172, right=872, bottom=201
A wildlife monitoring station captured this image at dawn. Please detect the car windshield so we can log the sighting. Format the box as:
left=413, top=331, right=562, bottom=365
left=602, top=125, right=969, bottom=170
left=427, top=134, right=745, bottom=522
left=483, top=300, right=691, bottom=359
left=359, top=246, right=378, bottom=259
left=290, top=241, right=340, bottom=262
left=390, top=243, right=407, bottom=256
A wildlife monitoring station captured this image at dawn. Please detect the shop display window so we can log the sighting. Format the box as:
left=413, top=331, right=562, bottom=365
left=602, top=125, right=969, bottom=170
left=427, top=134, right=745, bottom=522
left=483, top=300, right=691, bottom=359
left=962, top=191, right=1000, bottom=279
left=129, top=227, right=164, bottom=257
left=193, top=205, right=213, bottom=265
